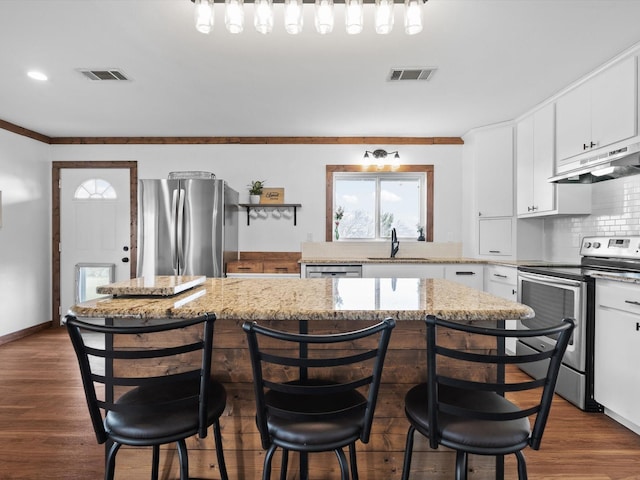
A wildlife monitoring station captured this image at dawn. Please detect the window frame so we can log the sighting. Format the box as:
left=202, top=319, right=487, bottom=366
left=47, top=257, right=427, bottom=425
left=326, top=165, right=434, bottom=242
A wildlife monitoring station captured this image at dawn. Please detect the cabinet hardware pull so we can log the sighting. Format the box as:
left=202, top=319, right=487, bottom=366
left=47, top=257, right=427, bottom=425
left=493, top=274, right=508, bottom=278
left=489, top=250, right=501, bottom=253
left=624, top=300, right=640, bottom=306
left=455, top=271, right=475, bottom=276
left=512, top=289, right=517, bottom=295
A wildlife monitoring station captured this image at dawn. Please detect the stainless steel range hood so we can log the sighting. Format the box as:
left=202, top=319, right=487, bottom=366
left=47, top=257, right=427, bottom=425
left=549, top=142, right=640, bottom=183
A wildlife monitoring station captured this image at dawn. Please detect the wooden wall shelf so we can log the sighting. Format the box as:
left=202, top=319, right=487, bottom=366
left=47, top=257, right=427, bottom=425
left=238, top=203, right=302, bottom=226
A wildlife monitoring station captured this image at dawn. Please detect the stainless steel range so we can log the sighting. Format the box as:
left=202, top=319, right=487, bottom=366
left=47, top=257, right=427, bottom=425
left=517, top=235, right=640, bottom=411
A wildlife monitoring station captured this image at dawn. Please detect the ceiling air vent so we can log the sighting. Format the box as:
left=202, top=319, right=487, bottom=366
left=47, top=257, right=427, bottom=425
left=388, top=67, right=437, bottom=82
left=78, top=69, right=130, bottom=81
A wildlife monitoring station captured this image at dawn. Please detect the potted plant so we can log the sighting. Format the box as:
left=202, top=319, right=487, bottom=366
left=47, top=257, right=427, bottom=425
left=248, top=180, right=265, bottom=204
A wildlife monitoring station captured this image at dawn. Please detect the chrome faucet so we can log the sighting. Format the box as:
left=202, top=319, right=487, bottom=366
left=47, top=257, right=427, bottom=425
left=390, top=228, right=400, bottom=258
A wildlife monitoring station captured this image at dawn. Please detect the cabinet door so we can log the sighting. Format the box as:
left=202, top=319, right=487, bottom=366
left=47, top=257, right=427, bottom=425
left=485, top=264, right=518, bottom=353
left=556, top=81, right=591, bottom=161
left=478, top=218, right=512, bottom=256
left=476, top=125, right=514, bottom=217
left=594, top=306, right=640, bottom=426
left=516, top=115, right=535, bottom=216
left=591, top=56, right=637, bottom=151
left=362, top=263, right=444, bottom=278
left=532, top=104, right=556, bottom=212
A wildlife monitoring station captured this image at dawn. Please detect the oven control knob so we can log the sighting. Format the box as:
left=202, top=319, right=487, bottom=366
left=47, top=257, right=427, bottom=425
left=593, top=242, right=601, bottom=249
left=584, top=242, right=592, bottom=248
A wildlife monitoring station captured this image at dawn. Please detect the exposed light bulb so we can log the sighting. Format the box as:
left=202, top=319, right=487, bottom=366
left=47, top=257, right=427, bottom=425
left=404, top=0, right=423, bottom=35
left=284, top=0, right=304, bottom=34
left=374, top=0, right=394, bottom=35
left=344, top=0, right=363, bottom=35
left=225, top=0, right=244, bottom=34
left=314, top=0, right=334, bottom=35
left=194, top=0, right=214, bottom=34
left=254, top=0, right=274, bottom=34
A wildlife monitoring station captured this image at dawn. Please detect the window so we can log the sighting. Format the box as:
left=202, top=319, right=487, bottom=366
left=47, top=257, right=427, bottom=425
left=74, top=178, right=117, bottom=199
left=326, top=165, right=433, bottom=242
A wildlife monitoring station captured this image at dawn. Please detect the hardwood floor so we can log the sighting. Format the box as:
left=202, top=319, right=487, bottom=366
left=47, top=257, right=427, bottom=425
left=1, top=327, right=639, bottom=480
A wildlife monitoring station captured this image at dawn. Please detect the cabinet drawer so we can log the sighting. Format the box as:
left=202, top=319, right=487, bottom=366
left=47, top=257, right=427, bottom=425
left=445, top=265, right=483, bottom=290
left=227, top=261, right=263, bottom=274
left=597, top=279, right=640, bottom=314
left=485, top=265, right=518, bottom=285
left=263, top=261, right=300, bottom=274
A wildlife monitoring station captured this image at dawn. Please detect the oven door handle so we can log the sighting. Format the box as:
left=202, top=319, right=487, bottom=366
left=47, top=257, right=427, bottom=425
left=518, top=271, right=584, bottom=288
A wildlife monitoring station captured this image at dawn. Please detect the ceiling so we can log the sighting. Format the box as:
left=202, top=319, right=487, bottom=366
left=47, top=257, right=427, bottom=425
left=3, top=0, right=640, bottom=139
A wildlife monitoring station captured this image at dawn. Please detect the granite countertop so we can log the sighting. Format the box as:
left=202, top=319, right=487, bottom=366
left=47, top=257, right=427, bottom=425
left=96, top=275, right=206, bottom=296
left=70, top=277, right=533, bottom=322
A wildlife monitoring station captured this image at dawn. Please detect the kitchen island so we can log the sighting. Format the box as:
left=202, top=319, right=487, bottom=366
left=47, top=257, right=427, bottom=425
left=71, top=276, right=533, bottom=480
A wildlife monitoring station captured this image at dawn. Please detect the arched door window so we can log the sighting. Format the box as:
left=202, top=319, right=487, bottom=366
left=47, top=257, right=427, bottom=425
left=74, top=178, right=117, bottom=199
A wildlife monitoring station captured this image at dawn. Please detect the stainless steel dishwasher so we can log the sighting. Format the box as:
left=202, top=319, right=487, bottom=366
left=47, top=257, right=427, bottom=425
left=305, top=264, right=362, bottom=278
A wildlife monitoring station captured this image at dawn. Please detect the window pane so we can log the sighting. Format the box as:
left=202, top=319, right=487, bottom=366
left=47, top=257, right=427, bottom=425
left=335, top=178, right=376, bottom=239
left=380, top=178, right=420, bottom=238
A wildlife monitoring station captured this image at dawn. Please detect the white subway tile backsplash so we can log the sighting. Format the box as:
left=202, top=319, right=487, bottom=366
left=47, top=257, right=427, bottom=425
left=544, top=175, right=640, bottom=262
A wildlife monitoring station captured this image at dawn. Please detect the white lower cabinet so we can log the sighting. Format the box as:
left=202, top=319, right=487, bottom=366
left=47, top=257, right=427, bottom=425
left=595, top=279, right=640, bottom=434
left=362, top=263, right=444, bottom=278
left=484, top=264, right=519, bottom=354
left=444, top=265, right=483, bottom=290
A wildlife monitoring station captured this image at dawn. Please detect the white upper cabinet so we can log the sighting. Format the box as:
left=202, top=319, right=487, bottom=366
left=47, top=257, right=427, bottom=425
left=517, top=103, right=591, bottom=217
left=556, top=55, right=637, bottom=163
left=475, top=124, right=514, bottom=218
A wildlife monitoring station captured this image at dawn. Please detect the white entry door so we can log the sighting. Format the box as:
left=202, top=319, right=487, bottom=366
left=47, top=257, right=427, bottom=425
left=60, top=169, right=131, bottom=323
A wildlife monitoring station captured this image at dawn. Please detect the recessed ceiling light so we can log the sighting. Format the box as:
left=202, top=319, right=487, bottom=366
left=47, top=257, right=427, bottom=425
left=27, top=70, right=48, bottom=81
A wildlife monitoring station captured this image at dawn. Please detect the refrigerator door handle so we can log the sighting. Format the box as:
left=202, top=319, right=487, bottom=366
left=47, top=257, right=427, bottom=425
left=170, top=189, right=179, bottom=271
left=176, top=188, right=186, bottom=272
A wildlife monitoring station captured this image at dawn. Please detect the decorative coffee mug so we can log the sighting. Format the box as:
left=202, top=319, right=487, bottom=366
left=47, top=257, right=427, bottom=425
left=272, top=208, right=281, bottom=219
left=249, top=208, right=259, bottom=219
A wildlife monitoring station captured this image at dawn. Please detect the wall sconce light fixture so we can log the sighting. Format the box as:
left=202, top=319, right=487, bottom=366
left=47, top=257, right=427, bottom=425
left=363, top=149, right=400, bottom=168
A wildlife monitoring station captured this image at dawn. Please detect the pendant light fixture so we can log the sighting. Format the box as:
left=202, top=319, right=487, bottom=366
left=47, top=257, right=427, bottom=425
left=254, top=0, right=274, bottom=33
left=404, top=0, right=423, bottom=34
left=190, top=0, right=426, bottom=36
left=314, top=0, right=335, bottom=34
left=374, top=0, right=394, bottom=35
left=284, top=0, right=304, bottom=34
left=194, top=0, right=214, bottom=34
left=344, top=0, right=363, bottom=35
left=225, top=0, right=245, bottom=33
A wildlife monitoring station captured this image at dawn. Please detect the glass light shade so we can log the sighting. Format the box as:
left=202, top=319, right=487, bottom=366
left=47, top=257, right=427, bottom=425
left=254, top=0, right=274, bottom=34
left=225, top=0, right=244, bottom=34
left=284, top=0, right=304, bottom=34
left=344, top=0, right=363, bottom=35
left=314, top=0, right=334, bottom=35
left=404, top=0, right=423, bottom=35
left=374, top=0, right=394, bottom=35
left=194, top=0, right=214, bottom=34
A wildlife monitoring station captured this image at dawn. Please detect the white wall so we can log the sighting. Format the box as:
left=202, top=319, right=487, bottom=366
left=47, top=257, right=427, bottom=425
left=0, top=130, right=51, bottom=337
left=50, top=143, right=464, bottom=252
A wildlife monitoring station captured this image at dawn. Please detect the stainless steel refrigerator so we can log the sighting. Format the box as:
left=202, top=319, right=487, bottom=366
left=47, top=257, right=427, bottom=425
left=137, top=178, right=239, bottom=278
